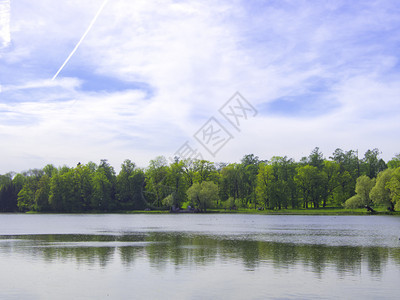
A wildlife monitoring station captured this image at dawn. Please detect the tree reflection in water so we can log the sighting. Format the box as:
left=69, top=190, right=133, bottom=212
left=1, top=232, right=400, bottom=278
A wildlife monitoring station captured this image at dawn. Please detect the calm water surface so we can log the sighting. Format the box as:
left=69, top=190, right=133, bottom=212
left=0, top=214, right=400, bottom=299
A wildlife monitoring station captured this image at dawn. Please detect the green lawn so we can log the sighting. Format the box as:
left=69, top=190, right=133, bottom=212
left=121, top=207, right=400, bottom=216
left=22, top=207, right=400, bottom=216
left=208, top=207, right=400, bottom=215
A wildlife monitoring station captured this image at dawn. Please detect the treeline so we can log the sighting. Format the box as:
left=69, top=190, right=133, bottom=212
left=1, top=147, right=400, bottom=213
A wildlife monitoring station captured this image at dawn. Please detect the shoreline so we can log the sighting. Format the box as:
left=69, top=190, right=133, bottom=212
left=5, top=208, right=398, bottom=216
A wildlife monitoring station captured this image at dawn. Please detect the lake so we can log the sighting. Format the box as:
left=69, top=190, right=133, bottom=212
left=0, top=214, right=399, bottom=299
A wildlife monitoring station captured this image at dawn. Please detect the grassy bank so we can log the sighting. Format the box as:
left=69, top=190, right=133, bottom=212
left=207, top=207, right=400, bottom=215
left=19, top=207, right=400, bottom=216
left=112, top=207, right=400, bottom=216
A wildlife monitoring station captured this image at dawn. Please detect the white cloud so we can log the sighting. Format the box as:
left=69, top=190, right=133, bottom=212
left=1, top=0, right=400, bottom=172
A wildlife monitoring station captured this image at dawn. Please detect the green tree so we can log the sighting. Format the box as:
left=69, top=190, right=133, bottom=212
left=355, top=175, right=376, bottom=206
left=145, top=156, right=169, bottom=208
left=256, top=163, right=275, bottom=209
left=12, top=173, right=26, bottom=193
left=193, top=159, right=218, bottom=183
left=370, top=168, right=394, bottom=211
left=241, top=154, right=260, bottom=209
left=361, top=149, right=385, bottom=178
left=0, top=174, right=18, bottom=212
left=182, top=159, right=196, bottom=187
left=62, top=169, right=83, bottom=212
left=308, top=147, right=325, bottom=170
left=58, top=165, right=71, bottom=175
left=387, top=154, right=400, bottom=169
left=17, top=169, right=44, bottom=212
left=270, top=156, right=298, bottom=209
left=219, top=164, right=242, bottom=201
left=386, top=167, right=400, bottom=210
left=130, top=170, right=146, bottom=209
left=164, top=159, right=188, bottom=209
left=98, top=159, right=117, bottom=209
left=91, top=168, right=113, bottom=211
left=295, top=165, right=323, bottom=208
left=17, top=184, right=36, bottom=212
left=70, top=163, right=94, bottom=211
left=330, top=149, right=360, bottom=204
left=343, top=194, right=363, bottom=209
left=344, top=175, right=376, bottom=208
left=48, top=164, right=95, bottom=212
left=0, top=173, right=13, bottom=190
left=187, top=181, right=219, bottom=212
left=332, top=170, right=353, bottom=206
left=43, top=164, right=58, bottom=177
left=49, top=173, right=64, bottom=211
left=321, top=161, right=341, bottom=207
left=49, top=167, right=70, bottom=211
left=162, top=194, right=174, bottom=208
left=49, top=168, right=82, bottom=212
left=116, top=159, right=137, bottom=209
left=34, top=175, right=51, bottom=211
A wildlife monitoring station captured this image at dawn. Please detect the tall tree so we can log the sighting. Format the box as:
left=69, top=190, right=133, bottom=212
left=386, top=167, right=400, bottom=211
left=295, top=165, right=323, bottom=208
left=187, top=181, right=219, bottom=212
left=344, top=175, right=376, bottom=209
left=321, top=161, right=341, bottom=207
left=331, top=148, right=360, bottom=178
left=241, top=154, right=260, bottom=209
left=34, top=175, right=51, bottom=211
left=49, top=173, right=64, bottom=211
left=370, top=168, right=394, bottom=211
left=308, top=147, right=324, bottom=170
left=219, top=164, right=244, bottom=204
left=270, top=156, right=298, bottom=209
left=49, top=168, right=83, bottom=212
left=164, top=160, right=188, bottom=209
left=74, top=163, right=94, bottom=211
left=193, top=159, right=218, bottom=183
left=330, top=149, right=360, bottom=204
left=0, top=174, right=18, bottom=212
left=43, top=164, right=58, bottom=177
left=17, top=169, right=44, bottom=212
left=130, top=170, right=146, bottom=210
left=98, top=159, right=117, bottom=209
left=387, top=154, right=400, bottom=169
left=145, top=156, right=169, bottom=208
left=91, top=168, right=113, bottom=211
left=256, top=163, right=275, bottom=209
left=0, top=173, right=13, bottom=190
left=116, top=159, right=137, bottom=210
left=362, top=149, right=383, bottom=178
left=355, top=175, right=376, bottom=206
left=182, top=159, right=196, bottom=187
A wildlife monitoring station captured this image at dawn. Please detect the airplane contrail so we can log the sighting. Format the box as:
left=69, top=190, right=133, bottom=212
left=0, top=0, right=11, bottom=49
left=52, top=0, right=109, bottom=81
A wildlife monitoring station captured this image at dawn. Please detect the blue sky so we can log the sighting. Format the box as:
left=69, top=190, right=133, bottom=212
left=1, top=0, right=400, bottom=173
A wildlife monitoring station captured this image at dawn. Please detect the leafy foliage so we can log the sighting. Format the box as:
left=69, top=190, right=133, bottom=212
left=344, top=175, right=375, bottom=208
left=370, top=169, right=394, bottom=210
left=387, top=167, right=400, bottom=210
left=343, top=195, right=363, bottom=209
left=1, top=149, right=399, bottom=213
left=187, top=181, right=219, bottom=211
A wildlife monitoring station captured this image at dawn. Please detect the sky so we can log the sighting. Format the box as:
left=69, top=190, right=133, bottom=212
left=1, top=0, right=400, bottom=173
